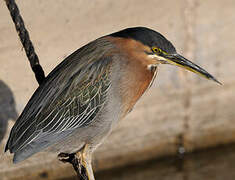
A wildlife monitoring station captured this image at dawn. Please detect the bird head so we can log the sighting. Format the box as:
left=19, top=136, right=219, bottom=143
left=110, top=27, right=221, bottom=84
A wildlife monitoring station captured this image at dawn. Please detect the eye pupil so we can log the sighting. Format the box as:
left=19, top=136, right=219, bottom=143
left=153, top=47, right=161, bottom=54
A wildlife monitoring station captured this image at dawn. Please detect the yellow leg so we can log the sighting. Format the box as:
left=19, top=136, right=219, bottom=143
left=77, top=145, right=95, bottom=180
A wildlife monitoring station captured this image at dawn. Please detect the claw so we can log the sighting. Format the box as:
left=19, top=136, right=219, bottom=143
left=58, top=153, right=76, bottom=163
left=57, top=146, right=94, bottom=180
left=58, top=152, right=70, bottom=158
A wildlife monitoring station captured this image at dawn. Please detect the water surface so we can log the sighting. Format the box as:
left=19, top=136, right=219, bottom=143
left=95, top=145, right=235, bottom=180
left=64, top=145, right=235, bottom=180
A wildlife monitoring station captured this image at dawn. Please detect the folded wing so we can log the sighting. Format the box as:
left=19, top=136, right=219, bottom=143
left=5, top=40, right=112, bottom=163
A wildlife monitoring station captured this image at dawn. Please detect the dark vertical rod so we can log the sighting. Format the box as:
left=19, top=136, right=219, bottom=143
left=4, top=0, right=45, bottom=85
left=4, top=1, right=89, bottom=179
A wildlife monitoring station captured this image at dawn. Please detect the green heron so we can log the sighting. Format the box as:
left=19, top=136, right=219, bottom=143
left=5, top=27, right=220, bottom=179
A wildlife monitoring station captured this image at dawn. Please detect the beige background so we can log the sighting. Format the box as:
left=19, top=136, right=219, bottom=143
left=0, top=0, right=234, bottom=179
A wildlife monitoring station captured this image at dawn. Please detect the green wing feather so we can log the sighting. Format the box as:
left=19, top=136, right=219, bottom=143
left=5, top=39, right=113, bottom=162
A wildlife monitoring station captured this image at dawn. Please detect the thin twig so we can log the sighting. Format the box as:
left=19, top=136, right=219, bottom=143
left=4, top=0, right=45, bottom=85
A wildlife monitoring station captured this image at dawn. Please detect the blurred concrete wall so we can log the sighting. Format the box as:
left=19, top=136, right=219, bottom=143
left=0, top=0, right=234, bottom=179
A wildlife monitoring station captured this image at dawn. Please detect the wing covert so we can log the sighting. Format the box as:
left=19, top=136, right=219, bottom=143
left=6, top=50, right=112, bottom=156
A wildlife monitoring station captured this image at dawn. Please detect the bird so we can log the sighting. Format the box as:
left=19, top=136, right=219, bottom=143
left=5, top=27, right=220, bottom=180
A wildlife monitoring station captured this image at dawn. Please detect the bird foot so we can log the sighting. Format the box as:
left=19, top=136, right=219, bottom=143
left=58, top=152, right=89, bottom=180
left=58, top=153, right=76, bottom=163
left=77, top=164, right=89, bottom=180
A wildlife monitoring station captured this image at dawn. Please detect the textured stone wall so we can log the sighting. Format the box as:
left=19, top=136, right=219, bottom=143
left=0, top=0, right=234, bottom=179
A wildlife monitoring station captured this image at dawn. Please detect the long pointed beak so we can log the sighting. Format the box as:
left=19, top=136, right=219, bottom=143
left=164, top=53, right=222, bottom=85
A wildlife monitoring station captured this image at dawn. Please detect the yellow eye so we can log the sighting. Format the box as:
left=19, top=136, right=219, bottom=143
left=152, top=47, right=162, bottom=54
